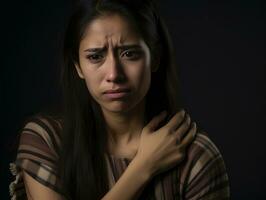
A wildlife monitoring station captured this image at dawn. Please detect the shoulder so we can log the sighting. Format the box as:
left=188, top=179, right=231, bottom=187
left=19, top=113, right=63, bottom=156
left=15, top=113, right=63, bottom=171
left=23, top=113, right=63, bottom=137
left=9, top=114, right=65, bottom=199
left=189, top=131, right=222, bottom=160
left=179, top=131, right=230, bottom=199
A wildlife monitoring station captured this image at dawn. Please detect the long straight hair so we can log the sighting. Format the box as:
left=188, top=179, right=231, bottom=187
left=58, top=0, right=183, bottom=199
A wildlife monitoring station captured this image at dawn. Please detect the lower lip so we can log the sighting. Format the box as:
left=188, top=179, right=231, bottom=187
left=103, top=92, right=130, bottom=99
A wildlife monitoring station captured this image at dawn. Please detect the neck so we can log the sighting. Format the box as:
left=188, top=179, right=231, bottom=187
left=102, top=99, right=146, bottom=147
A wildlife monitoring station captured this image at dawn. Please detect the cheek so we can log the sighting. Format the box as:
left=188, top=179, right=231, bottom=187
left=82, top=71, right=101, bottom=96
left=127, top=62, right=151, bottom=92
left=140, top=61, right=152, bottom=92
left=141, top=69, right=151, bottom=91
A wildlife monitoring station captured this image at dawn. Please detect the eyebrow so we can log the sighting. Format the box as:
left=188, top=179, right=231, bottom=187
left=83, top=44, right=142, bottom=53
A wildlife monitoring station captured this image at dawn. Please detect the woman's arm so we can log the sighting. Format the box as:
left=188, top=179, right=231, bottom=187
left=22, top=157, right=151, bottom=200
left=102, top=110, right=197, bottom=200
left=23, top=110, right=196, bottom=200
left=23, top=171, right=66, bottom=200
left=101, top=155, right=152, bottom=200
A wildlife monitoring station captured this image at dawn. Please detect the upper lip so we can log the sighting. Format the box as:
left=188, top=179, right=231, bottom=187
left=104, top=88, right=131, bottom=94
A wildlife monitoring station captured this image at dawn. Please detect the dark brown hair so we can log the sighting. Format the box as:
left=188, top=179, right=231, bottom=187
left=59, top=0, right=183, bottom=199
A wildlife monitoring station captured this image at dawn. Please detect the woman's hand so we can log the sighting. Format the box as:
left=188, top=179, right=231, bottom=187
left=135, top=109, right=197, bottom=177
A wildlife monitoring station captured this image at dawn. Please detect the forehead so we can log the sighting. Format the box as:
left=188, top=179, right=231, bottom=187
left=80, top=14, right=141, bottom=47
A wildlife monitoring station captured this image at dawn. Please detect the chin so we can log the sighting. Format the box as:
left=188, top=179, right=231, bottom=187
left=103, top=101, right=134, bottom=113
left=99, top=95, right=145, bottom=114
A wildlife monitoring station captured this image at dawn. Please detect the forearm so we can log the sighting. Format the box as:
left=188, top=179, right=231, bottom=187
left=101, top=157, right=152, bottom=200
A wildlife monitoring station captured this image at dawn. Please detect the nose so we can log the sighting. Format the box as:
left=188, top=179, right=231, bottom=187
left=106, top=54, right=126, bottom=83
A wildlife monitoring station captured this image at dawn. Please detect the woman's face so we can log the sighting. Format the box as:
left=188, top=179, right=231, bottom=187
left=75, top=14, right=152, bottom=114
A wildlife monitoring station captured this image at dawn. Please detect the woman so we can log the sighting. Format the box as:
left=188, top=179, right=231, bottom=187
left=9, top=0, right=230, bottom=199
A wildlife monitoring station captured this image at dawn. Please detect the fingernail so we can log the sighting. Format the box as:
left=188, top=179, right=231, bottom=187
left=193, top=123, right=197, bottom=136
left=181, top=109, right=185, bottom=117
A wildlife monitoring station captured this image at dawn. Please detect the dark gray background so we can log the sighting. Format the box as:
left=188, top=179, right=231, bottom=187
left=1, top=0, right=265, bottom=199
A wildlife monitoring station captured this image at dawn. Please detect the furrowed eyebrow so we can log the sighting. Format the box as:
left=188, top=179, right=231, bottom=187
left=117, top=44, right=142, bottom=51
left=84, top=47, right=106, bottom=53
left=83, top=44, right=141, bottom=53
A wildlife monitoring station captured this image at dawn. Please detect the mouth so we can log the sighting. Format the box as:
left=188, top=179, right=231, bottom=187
left=103, top=88, right=131, bottom=94
left=103, top=88, right=131, bottom=100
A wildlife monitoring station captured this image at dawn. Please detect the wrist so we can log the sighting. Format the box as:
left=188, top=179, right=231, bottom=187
left=131, top=155, right=154, bottom=181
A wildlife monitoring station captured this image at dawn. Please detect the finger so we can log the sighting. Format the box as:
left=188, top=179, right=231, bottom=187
left=179, top=122, right=197, bottom=149
left=165, top=109, right=185, bottom=131
left=175, top=113, right=191, bottom=140
left=145, top=111, right=167, bottom=132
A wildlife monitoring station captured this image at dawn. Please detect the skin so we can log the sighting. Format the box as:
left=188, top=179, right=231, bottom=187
left=23, top=13, right=197, bottom=200
left=75, top=14, right=157, bottom=156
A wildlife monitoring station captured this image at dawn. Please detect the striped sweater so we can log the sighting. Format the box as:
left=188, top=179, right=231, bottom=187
left=9, top=114, right=230, bottom=199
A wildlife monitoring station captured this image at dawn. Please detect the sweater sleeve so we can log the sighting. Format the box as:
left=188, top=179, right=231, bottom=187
left=9, top=115, right=63, bottom=199
left=179, top=132, right=230, bottom=200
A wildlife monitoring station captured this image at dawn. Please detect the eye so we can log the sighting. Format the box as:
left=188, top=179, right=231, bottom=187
left=86, top=54, right=104, bottom=63
left=121, top=50, right=142, bottom=60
